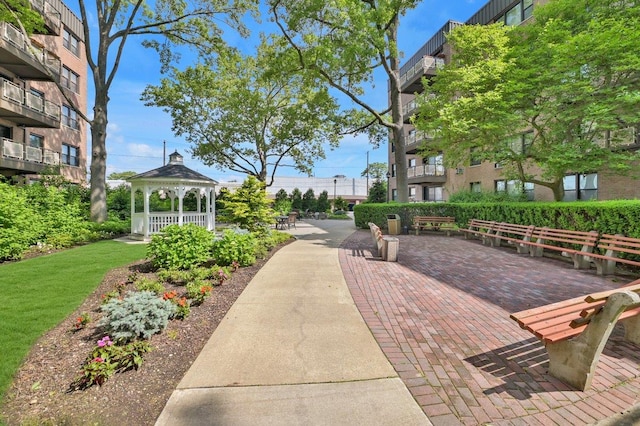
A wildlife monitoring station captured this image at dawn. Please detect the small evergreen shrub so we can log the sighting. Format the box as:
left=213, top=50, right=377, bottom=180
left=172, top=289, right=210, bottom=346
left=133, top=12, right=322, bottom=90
left=100, top=291, right=176, bottom=342
left=147, top=224, right=214, bottom=270
left=212, top=229, right=257, bottom=267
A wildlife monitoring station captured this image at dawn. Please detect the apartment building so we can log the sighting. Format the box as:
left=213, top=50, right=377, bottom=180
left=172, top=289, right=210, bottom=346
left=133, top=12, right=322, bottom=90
left=0, top=0, right=87, bottom=184
left=389, top=0, right=637, bottom=202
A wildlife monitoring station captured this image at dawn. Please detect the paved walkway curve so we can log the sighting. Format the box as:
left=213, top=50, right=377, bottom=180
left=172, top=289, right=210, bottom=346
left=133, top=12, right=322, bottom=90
left=339, top=228, right=640, bottom=425
left=156, top=219, right=430, bottom=425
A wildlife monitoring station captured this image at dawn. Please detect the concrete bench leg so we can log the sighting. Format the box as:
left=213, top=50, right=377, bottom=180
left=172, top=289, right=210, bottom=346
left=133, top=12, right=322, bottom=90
left=545, top=291, right=640, bottom=391
left=381, top=237, right=399, bottom=262
left=621, top=315, right=640, bottom=344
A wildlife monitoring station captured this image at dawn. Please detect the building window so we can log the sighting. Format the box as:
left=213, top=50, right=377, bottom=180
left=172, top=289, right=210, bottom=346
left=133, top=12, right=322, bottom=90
left=62, top=105, right=79, bottom=130
left=508, top=132, right=533, bottom=155
left=500, top=0, right=534, bottom=26
left=563, top=173, right=598, bottom=201
left=29, top=133, right=43, bottom=148
left=470, top=182, right=482, bottom=193
left=409, top=186, right=416, bottom=199
left=408, top=158, right=417, bottom=168
left=425, top=153, right=444, bottom=176
left=424, top=186, right=444, bottom=202
left=63, top=28, right=80, bottom=56
left=495, top=179, right=534, bottom=200
left=62, top=144, right=79, bottom=166
left=61, top=66, right=79, bottom=93
left=470, top=147, right=482, bottom=166
left=391, top=163, right=396, bottom=177
left=391, top=188, right=397, bottom=201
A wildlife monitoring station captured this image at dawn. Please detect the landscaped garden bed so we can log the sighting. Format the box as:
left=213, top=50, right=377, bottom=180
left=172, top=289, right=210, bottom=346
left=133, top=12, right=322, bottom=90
left=0, top=228, right=292, bottom=425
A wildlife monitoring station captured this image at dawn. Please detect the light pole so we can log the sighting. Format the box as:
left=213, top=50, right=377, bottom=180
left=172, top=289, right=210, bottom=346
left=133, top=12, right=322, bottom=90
left=386, top=171, right=391, bottom=203
left=333, top=178, right=337, bottom=211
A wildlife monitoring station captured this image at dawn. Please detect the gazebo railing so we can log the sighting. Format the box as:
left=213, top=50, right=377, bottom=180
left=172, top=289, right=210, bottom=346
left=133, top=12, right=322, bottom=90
left=131, top=212, right=210, bottom=236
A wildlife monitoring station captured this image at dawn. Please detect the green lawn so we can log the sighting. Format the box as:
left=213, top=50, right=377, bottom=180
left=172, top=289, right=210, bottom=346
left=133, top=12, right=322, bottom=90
left=0, top=240, right=147, bottom=402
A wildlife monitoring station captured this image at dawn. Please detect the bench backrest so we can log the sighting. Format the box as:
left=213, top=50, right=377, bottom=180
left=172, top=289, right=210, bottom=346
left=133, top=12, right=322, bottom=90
left=532, top=227, right=598, bottom=248
left=597, top=233, right=640, bottom=257
left=414, top=216, right=455, bottom=222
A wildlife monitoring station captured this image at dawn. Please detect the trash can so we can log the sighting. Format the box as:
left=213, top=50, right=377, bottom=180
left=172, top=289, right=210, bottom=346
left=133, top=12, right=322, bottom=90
left=387, top=214, right=401, bottom=235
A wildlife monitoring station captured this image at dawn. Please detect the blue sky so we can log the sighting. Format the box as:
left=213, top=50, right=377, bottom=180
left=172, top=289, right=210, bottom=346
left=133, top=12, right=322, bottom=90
left=100, top=0, right=482, bottom=183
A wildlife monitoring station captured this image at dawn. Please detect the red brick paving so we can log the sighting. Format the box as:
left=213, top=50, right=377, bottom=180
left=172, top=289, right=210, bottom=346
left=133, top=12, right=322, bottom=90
left=339, top=230, right=640, bottom=425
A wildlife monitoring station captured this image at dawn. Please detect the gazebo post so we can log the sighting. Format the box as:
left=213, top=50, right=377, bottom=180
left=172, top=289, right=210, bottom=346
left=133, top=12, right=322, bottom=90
left=143, top=184, right=150, bottom=240
left=178, top=186, right=184, bottom=226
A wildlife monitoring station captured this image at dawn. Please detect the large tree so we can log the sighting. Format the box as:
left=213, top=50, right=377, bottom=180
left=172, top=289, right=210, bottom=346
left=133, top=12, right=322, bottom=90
left=142, top=37, right=341, bottom=185
left=8, top=0, right=256, bottom=222
left=414, top=0, right=640, bottom=201
left=84, top=0, right=256, bottom=222
left=269, top=0, right=421, bottom=203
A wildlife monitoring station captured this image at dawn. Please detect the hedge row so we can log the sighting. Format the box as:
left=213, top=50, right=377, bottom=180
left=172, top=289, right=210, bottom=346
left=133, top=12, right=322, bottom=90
left=353, top=201, right=640, bottom=238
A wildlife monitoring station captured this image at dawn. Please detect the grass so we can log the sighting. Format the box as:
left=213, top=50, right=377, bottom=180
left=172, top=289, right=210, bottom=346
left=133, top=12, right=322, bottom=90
left=0, top=240, right=147, bottom=403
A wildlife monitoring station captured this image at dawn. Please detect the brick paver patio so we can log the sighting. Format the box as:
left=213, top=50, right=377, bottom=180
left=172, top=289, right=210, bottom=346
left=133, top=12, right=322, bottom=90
left=339, top=230, right=640, bottom=425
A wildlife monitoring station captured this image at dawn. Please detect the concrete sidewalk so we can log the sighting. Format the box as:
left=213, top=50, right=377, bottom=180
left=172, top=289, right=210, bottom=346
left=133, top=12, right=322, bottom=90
left=156, top=219, right=430, bottom=425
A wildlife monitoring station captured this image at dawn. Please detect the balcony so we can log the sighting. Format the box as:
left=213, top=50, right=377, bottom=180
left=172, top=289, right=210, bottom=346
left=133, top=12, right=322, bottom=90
left=402, top=99, right=417, bottom=122
left=0, top=137, right=60, bottom=175
left=0, top=77, right=61, bottom=127
left=406, top=130, right=435, bottom=154
left=400, top=56, right=444, bottom=94
left=30, top=0, right=61, bottom=35
left=407, top=164, right=446, bottom=185
left=0, top=22, right=61, bottom=81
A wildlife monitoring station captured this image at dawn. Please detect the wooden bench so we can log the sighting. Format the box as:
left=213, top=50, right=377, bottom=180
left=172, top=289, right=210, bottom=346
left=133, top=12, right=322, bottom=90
left=510, top=280, right=640, bottom=390
left=459, top=219, right=497, bottom=244
left=368, top=222, right=384, bottom=256
left=523, top=227, right=599, bottom=269
left=413, top=216, right=456, bottom=236
left=581, top=234, right=640, bottom=275
left=489, top=222, right=536, bottom=254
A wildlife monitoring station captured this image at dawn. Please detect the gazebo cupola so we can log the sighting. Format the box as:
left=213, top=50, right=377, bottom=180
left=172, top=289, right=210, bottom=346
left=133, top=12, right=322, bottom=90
left=127, top=150, right=217, bottom=241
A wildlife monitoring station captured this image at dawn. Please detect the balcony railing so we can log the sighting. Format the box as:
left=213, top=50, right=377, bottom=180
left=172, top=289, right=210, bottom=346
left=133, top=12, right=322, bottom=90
left=1, top=77, right=61, bottom=121
left=0, top=22, right=61, bottom=76
left=407, top=164, right=446, bottom=178
left=1, top=137, right=60, bottom=165
left=399, top=56, right=444, bottom=88
left=406, top=130, right=435, bottom=146
left=403, top=99, right=417, bottom=117
left=29, top=0, right=61, bottom=30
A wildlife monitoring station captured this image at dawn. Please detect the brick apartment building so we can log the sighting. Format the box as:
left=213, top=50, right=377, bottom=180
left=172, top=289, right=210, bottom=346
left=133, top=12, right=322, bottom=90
left=389, top=0, right=638, bottom=202
left=0, top=0, right=87, bottom=184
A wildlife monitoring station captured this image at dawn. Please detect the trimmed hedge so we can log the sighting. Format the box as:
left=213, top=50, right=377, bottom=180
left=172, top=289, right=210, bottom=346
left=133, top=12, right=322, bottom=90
left=353, top=201, right=640, bottom=238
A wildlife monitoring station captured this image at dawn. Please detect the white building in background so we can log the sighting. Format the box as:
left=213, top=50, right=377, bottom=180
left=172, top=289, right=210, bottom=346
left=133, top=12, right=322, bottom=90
left=218, top=175, right=370, bottom=206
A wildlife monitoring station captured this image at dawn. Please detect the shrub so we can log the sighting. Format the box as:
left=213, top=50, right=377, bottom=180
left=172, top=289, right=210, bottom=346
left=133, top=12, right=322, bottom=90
left=212, top=229, right=257, bottom=267
left=100, top=291, right=176, bottom=342
left=186, top=280, right=213, bottom=306
left=0, top=182, right=42, bottom=260
left=216, top=176, right=274, bottom=233
left=134, top=277, right=166, bottom=294
left=147, top=224, right=214, bottom=270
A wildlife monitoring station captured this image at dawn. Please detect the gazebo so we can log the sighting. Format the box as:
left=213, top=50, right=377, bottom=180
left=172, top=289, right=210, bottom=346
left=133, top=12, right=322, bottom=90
left=127, top=151, right=217, bottom=241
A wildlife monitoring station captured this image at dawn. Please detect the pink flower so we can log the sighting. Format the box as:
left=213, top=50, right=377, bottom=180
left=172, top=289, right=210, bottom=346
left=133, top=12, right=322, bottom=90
left=97, top=336, right=113, bottom=347
left=93, top=357, right=104, bottom=363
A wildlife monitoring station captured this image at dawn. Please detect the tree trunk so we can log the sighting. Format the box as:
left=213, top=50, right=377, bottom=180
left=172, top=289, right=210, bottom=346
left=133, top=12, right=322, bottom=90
left=388, top=17, right=408, bottom=203
left=551, top=181, right=565, bottom=202
left=90, top=90, right=108, bottom=223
